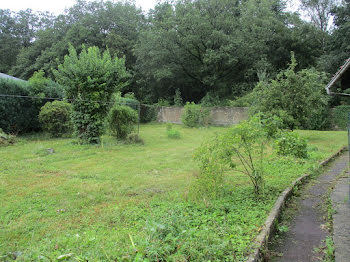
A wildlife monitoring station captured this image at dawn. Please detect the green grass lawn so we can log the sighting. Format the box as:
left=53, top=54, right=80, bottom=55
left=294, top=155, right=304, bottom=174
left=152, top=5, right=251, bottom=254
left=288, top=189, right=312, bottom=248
left=0, top=124, right=347, bottom=261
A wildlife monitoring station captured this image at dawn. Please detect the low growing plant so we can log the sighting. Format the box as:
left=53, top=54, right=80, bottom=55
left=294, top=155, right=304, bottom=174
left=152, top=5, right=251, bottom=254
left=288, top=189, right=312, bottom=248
left=274, top=131, right=308, bottom=159
left=166, top=123, right=181, bottom=139
left=167, top=129, right=181, bottom=139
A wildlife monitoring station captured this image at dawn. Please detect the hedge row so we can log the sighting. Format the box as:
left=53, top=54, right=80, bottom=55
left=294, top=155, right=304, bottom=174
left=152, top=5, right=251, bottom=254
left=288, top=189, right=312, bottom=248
left=0, top=78, right=64, bottom=134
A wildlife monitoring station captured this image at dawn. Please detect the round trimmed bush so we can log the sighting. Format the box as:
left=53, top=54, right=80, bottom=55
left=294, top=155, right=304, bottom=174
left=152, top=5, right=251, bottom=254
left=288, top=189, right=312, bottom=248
left=108, top=105, right=138, bottom=139
left=39, top=101, right=73, bottom=137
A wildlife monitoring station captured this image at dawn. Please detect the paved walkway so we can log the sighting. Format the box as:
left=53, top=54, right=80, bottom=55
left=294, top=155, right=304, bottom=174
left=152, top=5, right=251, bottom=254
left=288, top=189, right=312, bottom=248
left=269, top=153, right=348, bottom=262
left=331, top=169, right=350, bottom=262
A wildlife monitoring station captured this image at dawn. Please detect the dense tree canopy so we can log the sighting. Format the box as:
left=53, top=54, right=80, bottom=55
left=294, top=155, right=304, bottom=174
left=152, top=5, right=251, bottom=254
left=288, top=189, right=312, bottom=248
left=0, top=0, right=347, bottom=105
left=317, top=0, right=350, bottom=75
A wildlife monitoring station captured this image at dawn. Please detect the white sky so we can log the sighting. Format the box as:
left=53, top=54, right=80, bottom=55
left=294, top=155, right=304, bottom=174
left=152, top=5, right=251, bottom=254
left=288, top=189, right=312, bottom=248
left=0, top=0, right=158, bottom=14
left=0, top=0, right=310, bottom=25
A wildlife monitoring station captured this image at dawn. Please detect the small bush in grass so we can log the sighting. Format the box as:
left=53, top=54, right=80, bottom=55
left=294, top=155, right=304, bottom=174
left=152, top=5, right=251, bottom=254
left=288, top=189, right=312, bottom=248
left=167, top=129, right=181, bottom=139
left=39, top=101, right=73, bottom=137
left=275, top=131, right=308, bottom=158
left=108, top=105, right=138, bottom=139
left=0, top=128, right=16, bottom=146
left=166, top=123, right=181, bottom=139
left=181, top=102, right=210, bottom=127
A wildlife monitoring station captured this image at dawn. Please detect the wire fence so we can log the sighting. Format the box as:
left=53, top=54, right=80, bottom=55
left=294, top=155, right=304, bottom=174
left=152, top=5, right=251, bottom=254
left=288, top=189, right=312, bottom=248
left=0, top=93, right=159, bottom=135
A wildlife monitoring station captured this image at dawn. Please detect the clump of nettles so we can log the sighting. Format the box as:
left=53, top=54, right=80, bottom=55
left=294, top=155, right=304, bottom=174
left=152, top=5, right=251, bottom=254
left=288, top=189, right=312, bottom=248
left=166, top=123, right=181, bottom=139
left=0, top=128, right=16, bottom=146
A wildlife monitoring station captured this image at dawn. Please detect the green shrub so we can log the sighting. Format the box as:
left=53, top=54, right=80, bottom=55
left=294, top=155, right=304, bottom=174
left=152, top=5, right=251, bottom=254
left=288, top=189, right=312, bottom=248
left=194, top=115, right=268, bottom=196
left=156, top=98, right=171, bottom=106
left=53, top=45, right=129, bottom=144
left=275, top=131, right=308, bottom=158
left=192, top=136, right=226, bottom=199
left=181, top=102, right=210, bottom=128
left=112, top=92, right=139, bottom=111
left=166, top=123, right=181, bottom=139
left=140, top=104, right=157, bottom=123
left=200, top=92, right=221, bottom=107
left=0, top=79, right=34, bottom=134
left=39, top=101, right=73, bottom=137
left=333, top=105, right=350, bottom=130
left=0, top=72, right=65, bottom=134
left=0, top=128, right=16, bottom=146
left=251, top=53, right=329, bottom=130
left=174, top=89, right=183, bottom=106
left=255, top=113, right=283, bottom=138
left=229, top=92, right=253, bottom=107
left=254, top=111, right=295, bottom=138
left=167, top=128, right=181, bottom=139
left=108, top=105, right=138, bottom=139
left=28, top=70, right=64, bottom=102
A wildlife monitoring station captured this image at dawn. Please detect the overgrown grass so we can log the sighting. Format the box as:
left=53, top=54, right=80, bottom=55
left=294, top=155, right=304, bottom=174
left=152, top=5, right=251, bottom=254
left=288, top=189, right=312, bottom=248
left=0, top=124, right=346, bottom=261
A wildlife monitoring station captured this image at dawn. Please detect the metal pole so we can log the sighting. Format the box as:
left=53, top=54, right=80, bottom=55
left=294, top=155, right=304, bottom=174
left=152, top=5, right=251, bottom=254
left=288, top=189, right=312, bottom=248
left=138, top=102, right=141, bottom=135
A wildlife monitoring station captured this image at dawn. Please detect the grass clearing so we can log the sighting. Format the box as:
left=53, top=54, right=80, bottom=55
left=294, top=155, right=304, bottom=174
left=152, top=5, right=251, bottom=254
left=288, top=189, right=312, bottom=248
left=0, top=124, right=347, bottom=261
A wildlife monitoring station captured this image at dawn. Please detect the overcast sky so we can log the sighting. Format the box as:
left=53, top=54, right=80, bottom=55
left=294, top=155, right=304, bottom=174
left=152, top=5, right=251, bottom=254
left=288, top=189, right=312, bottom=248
left=0, top=0, right=158, bottom=14
left=0, top=0, right=306, bottom=23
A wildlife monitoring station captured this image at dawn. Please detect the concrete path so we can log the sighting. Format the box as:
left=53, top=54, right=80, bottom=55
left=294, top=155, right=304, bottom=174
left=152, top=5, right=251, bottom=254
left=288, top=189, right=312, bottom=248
left=269, top=153, right=348, bottom=262
left=331, top=170, right=350, bottom=262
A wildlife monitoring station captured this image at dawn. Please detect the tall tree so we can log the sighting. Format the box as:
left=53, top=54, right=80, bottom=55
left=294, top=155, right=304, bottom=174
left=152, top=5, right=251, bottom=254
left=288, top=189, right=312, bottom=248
left=0, top=10, right=20, bottom=73
left=53, top=45, right=129, bottom=144
left=9, top=1, right=144, bottom=80
left=134, top=0, right=323, bottom=103
left=317, top=0, right=350, bottom=74
left=300, top=0, right=337, bottom=32
left=0, top=9, right=54, bottom=74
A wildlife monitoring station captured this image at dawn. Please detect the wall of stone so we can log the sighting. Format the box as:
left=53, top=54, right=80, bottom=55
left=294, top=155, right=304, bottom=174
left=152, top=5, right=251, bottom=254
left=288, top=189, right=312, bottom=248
left=156, top=106, right=249, bottom=126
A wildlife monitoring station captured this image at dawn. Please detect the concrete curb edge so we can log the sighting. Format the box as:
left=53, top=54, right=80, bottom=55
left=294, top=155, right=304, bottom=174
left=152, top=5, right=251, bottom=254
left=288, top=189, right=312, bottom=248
left=246, top=146, right=347, bottom=262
